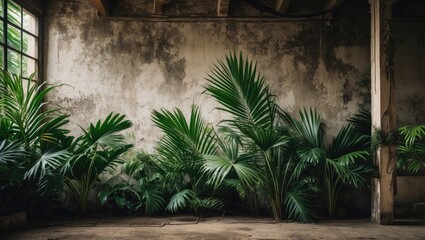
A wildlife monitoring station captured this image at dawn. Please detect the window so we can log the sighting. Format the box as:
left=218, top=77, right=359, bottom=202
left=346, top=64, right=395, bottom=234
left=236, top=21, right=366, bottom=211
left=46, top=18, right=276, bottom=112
left=0, top=0, right=39, bottom=82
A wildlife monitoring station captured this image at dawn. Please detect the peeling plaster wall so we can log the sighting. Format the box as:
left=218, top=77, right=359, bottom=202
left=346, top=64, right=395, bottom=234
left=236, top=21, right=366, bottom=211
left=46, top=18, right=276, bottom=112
left=394, top=21, right=425, bottom=126
left=45, top=0, right=371, bottom=151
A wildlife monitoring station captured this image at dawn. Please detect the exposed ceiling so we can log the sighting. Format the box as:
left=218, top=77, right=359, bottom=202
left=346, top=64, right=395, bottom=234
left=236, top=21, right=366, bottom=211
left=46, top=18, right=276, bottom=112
left=88, top=0, right=425, bottom=19
left=88, top=0, right=347, bottom=18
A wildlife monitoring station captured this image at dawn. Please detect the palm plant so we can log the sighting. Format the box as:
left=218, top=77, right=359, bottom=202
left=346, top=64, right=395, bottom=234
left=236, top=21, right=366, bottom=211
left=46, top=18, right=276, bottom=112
left=152, top=105, right=223, bottom=216
left=348, top=108, right=425, bottom=175
left=0, top=140, right=27, bottom=190
left=280, top=108, right=373, bottom=218
left=0, top=71, right=71, bottom=213
left=203, top=52, right=316, bottom=222
left=98, top=150, right=165, bottom=215
left=63, top=113, right=133, bottom=214
left=398, top=125, right=425, bottom=174
left=203, top=135, right=264, bottom=215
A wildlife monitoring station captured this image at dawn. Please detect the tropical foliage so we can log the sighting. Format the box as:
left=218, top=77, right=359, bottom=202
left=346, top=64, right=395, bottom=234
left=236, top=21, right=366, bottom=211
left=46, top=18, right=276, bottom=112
left=348, top=108, right=425, bottom=175
left=98, top=150, right=165, bottom=215
left=62, top=113, right=133, bottom=214
left=1, top=51, right=379, bottom=222
left=203, top=53, right=318, bottom=222
left=280, top=108, right=373, bottom=217
left=397, top=125, right=425, bottom=174
left=152, top=106, right=224, bottom=216
left=0, top=71, right=70, bottom=215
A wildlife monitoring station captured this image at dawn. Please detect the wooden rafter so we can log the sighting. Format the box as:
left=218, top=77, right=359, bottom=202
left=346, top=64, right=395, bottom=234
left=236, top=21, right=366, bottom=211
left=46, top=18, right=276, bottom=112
left=275, top=0, right=291, bottom=13
left=217, top=0, right=230, bottom=16
left=153, top=0, right=173, bottom=13
left=88, top=0, right=109, bottom=16
left=323, top=0, right=344, bottom=12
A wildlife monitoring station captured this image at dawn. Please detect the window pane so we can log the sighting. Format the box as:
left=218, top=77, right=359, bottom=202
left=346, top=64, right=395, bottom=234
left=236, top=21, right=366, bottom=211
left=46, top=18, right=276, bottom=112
left=0, top=46, right=4, bottom=69
left=0, top=20, right=3, bottom=43
left=22, top=56, right=36, bottom=79
left=7, top=48, right=21, bottom=75
left=23, top=10, right=37, bottom=36
left=23, top=33, right=37, bottom=58
left=7, top=24, right=21, bottom=50
left=7, top=0, right=21, bottom=26
left=0, top=0, right=4, bottom=18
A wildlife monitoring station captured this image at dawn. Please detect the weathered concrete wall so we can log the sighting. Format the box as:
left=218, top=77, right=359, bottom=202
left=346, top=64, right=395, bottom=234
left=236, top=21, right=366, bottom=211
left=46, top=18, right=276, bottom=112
left=394, top=21, right=425, bottom=126
left=44, top=0, right=371, bottom=151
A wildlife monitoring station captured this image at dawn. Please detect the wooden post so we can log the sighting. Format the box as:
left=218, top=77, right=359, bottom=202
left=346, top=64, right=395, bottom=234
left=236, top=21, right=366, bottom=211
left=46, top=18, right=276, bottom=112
left=369, top=0, right=396, bottom=225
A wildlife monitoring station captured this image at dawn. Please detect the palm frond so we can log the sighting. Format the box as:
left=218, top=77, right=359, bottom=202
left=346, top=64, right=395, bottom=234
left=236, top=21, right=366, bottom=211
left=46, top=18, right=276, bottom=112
left=152, top=105, right=217, bottom=157
left=81, top=112, right=133, bottom=150
left=203, top=153, right=263, bottom=190
left=285, top=180, right=316, bottom=223
left=0, top=140, right=26, bottom=165
left=348, top=108, right=371, bottom=137
left=166, top=189, right=196, bottom=213
left=205, top=52, right=276, bottom=130
left=193, top=197, right=224, bottom=211
left=24, top=148, right=72, bottom=180
left=0, top=72, right=68, bottom=148
left=298, top=108, right=324, bottom=148
left=141, top=186, right=165, bottom=215
left=329, top=124, right=369, bottom=158
left=325, top=159, right=372, bottom=189
left=399, top=125, right=425, bottom=147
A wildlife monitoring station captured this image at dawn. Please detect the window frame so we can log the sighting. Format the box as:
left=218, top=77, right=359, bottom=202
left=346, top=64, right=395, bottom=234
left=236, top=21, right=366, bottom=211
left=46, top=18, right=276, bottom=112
left=0, top=0, right=42, bottom=84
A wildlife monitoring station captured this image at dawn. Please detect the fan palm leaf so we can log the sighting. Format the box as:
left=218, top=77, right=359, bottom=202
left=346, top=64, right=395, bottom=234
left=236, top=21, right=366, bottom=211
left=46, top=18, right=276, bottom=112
left=203, top=138, right=264, bottom=189
left=205, top=52, right=275, bottom=130
left=152, top=105, right=220, bottom=214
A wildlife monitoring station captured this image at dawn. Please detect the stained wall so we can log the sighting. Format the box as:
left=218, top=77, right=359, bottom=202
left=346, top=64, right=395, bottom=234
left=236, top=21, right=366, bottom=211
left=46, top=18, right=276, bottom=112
left=44, top=0, right=373, bottom=150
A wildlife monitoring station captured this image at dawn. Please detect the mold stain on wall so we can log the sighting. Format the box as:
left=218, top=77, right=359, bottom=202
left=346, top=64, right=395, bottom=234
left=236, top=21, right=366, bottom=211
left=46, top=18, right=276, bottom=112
left=45, top=0, right=374, bottom=150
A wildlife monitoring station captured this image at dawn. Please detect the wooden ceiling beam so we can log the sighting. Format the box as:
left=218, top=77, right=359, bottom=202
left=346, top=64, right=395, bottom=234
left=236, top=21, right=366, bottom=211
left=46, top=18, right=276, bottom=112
left=275, top=0, right=291, bottom=13
left=217, top=0, right=230, bottom=17
left=153, top=0, right=173, bottom=14
left=88, top=0, right=109, bottom=16
left=323, top=0, right=345, bottom=12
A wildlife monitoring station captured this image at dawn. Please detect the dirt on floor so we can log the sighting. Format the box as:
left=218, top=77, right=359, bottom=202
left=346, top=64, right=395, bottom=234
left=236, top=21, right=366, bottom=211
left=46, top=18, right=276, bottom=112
left=2, top=216, right=425, bottom=240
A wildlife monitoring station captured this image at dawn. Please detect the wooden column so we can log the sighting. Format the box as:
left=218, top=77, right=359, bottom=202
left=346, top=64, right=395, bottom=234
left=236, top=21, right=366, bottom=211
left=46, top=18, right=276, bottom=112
left=369, top=0, right=396, bottom=225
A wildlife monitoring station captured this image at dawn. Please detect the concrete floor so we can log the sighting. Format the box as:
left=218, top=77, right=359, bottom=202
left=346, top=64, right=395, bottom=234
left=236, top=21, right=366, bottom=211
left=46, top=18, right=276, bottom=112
left=2, top=216, right=425, bottom=240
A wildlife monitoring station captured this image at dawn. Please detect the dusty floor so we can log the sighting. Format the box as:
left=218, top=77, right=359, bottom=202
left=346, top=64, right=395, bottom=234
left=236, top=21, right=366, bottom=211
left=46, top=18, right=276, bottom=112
left=2, top=216, right=425, bottom=240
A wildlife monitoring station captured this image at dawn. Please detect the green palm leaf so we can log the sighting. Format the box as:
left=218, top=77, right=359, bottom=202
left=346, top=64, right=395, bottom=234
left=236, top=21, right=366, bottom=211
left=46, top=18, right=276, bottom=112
left=166, top=189, right=196, bottom=213
left=347, top=108, right=371, bottom=137
left=329, top=124, right=369, bottom=158
left=0, top=140, right=26, bottom=164
left=24, top=148, right=72, bottom=180
left=152, top=105, right=216, bottom=157
left=141, top=186, right=165, bottom=215
left=205, top=52, right=275, bottom=130
left=204, top=151, right=263, bottom=189
left=399, top=125, right=425, bottom=146
left=193, top=197, right=224, bottom=211
left=80, top=112, right=132, bottom=151
left=285, top=180, right=316, bottom=223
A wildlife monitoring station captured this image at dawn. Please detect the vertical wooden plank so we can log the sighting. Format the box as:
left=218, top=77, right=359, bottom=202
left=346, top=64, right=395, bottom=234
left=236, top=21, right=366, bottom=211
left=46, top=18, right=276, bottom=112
left=369, top=0, right=396, bottom=225
left=217, top=0, right=230, bottom=17
left=275, top=0, right=291, bottom=13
